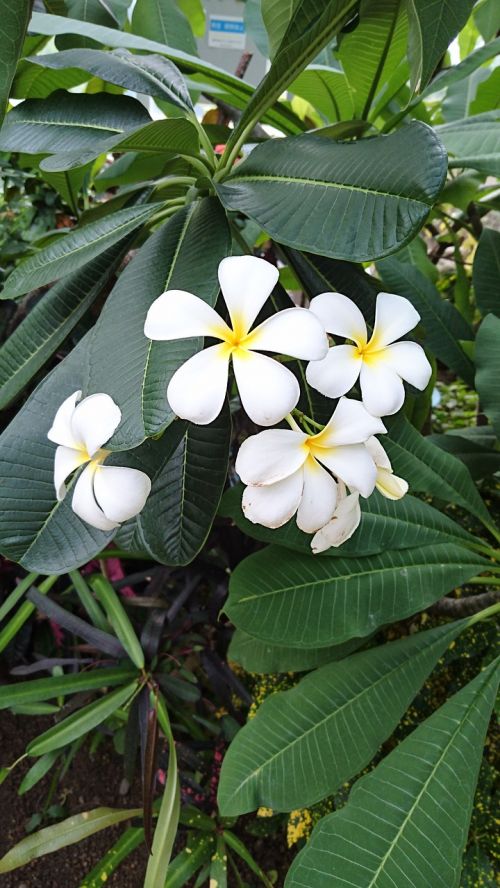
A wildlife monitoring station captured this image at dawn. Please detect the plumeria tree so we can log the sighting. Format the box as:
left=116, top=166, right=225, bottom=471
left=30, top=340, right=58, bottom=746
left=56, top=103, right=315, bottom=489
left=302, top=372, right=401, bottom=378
left=0, top=0, right=499, bottom=885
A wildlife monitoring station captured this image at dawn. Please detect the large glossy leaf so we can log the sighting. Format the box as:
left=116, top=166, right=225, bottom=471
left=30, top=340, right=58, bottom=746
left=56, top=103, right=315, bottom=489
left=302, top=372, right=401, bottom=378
left=28, top=47, right=193, bottom=111
left=218, top=617, right=474, bottom=814
left=217, top=124, right=447, bottom=262
left=131, top=0, right=197, bottom=57
left=228, top=629, right=367, bottom=674
left=429, top=433, right=500, bottom=480
left=220, top=485, right=478, bottom=557
left=473, top=228, right=500, bottom=317
left=119, top=405, right=231, bottom=566
left=0, top=807, right=143, bottom=874
left=222, top=0, right=358, bottom=156
left=1, top=202, right=161, bottom=299
left=377, top=256, right=474, bottom=384
left=11, top=61, right=88, bottom=100
left=384, top=414, right=491, bottom=524
left=225, top=543, right=486, bottom=648
left=436, top=112, right=500, bottom=176
left=0, top=242, right=128, bottom=409
left=262, top=0, right=299, bottom=57
left=406, top=0, right=475, bottom=93
left=475, top=314, right=500, bottom=437
left=289, top=66, right=354, bottom=123
left=39, top=117, right=200, bottom=172
left=338, top=0, right=408, bottom=118
left=283, top=247, right=379, bottom=320
left=0, top=91, right=150, bottom=155
left=85, top=198, right=231, bottom=449
left=0, top=0, right=31, bottom=125
left=285, top=658, right=499, bottom=888
left=420, top=37, right=500, bottom=99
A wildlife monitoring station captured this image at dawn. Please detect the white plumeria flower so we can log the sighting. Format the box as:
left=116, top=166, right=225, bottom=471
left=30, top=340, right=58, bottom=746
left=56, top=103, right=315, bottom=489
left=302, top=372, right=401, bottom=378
left=311, top=483, right=361, bottom=554
left=306, top=290, right=432, bottom=417
left=366, top=436, right=408, bottom=500
left=235, top=398, right=385, bottom=533
left=48, top=391, right=151, bottom=532
left=144, top=255, right=328, bottom=427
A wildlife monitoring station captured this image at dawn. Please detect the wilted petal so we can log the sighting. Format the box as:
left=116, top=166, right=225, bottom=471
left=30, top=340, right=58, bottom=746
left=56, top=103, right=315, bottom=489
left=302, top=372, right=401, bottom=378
left=93, top=465, right=151, bottom=523
left=383, top=341, right=432, bottom=390
left=315, top=397, right=386, bottom=448
left=371, top=292, right=420, bottom=348
left=47, top=390, right=82, bottom=448
left=309, top=292, right=367, bottom=344
left=311, top=492, right=361, bottom=553
left=359, top=362, right=405, bottom=417
left=218, top=255, right=279, bottom=335
left=249, top=307, right=328, bottom=360
left=144, top=289, right=229, bottom=341
left=236, top=428, right=308, bottom=486
left=306, top=344, right=361, bottom=399
left=167, top=343, right=230, bottom=425
left=316, top=443, right=377, bottom=498
left=296, top=458, right=337, bottom=534
left=72, top=463, right=118, bottom=531
left=54, top=445, right=88, bottom=501
left=376, top=468, right=408, bottom=500
left=242, top=470, right=303, bottom=529
left=71, top=393, right=121, bottom=458
left=233, top=351, right=300, bottom=426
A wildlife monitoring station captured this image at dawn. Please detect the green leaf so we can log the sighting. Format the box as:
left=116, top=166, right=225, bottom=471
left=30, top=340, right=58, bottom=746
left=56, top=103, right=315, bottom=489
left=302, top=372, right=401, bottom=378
left=0, top=666, right=136, bottom=710
left=406, top=0, right=475, bottom=93
left=223, top=0, right=359, bottom=155
left=27, top=681, right=137, bottom=756
left=56, top=0, right=119, bottom=50
left=428, top=433, right=500, bottom=480
left=85, top=198, right=231, bottom=448
left=209, top=835, right=227, bottom=888
left=217, top=123, right=447, bottom=262
left=165, top=834, right=215, bottom=888
left=262, top=0, right=299, bottom=58
left=11, top=60, right=88, bottom=100
left=80, top=826, right=144, bottom=888
left=28, top=48, right=193, bottom=111
left=0, top=0, right=31, bottom=125
left=245, top=0, right=269, bottom=57
left=284, top=247, right=379, bottom=319
left=338, top=0, right=408, bottom=119
left=289, top=66, right=354, bottom=123
left=376, top=256, right=474, bottom=384
left=474, top=0, right=500, bottom=41
left=218, top=618, right=475, bottom=815
left=0, top=90, right=150, bottom=156
left=384, top=414, right=491, bottom=524
left=0, top=242, right=128, bottom=409
left=220, top=484, right=478, bottom=557
left=225, top=543, right=486, bottom=648
left=285, top=658, right=500, bottom=888
left=475, top=314, right=500, bottom=437
left=473, top=228, right=500, bottom=317
left=228, top=629, right=367, bottom=674
left=0, top=806, right=143, bottom=874
left=91, top=576, right=144, bottom=670
left=18, top=752, right=59, bottom=796
left=420, top=37, right=500, bottom=99
left=131, top=0, right=197, bottom=57
left=1, top=202, right=161, bottom=299
left=436, top=112, right=500, bottom=176
left=176, top=0, right=206, bottom=38
left=470, top=67, right=500, bottom=115
left=145, top=698, right=180, bottom=888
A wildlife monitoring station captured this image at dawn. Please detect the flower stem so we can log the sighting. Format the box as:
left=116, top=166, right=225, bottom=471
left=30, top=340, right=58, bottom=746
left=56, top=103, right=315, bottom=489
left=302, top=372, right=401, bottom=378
left=284, top=413, right=302, bottom=432
left=189, top=111, right=217, bottom=171
left=292, top=409, right=324, bottom=431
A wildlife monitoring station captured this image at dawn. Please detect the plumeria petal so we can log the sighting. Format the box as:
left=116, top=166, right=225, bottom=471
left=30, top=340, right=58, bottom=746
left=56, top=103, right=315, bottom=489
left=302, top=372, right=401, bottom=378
left=371, top=292, right=420, bottom=348
left=309, top=292, right=367, bottom=345
left=359, top=362, right=405, bottom=416
left=232, top=351, right=300, bottom=426
left=54, top=445, right=88, bottom=501
left=315, top=443, right=377, bottom=498
left=382, top=341, right=432, bottom=390
left=218, top=255, right=279, bottom=335
left=93, top=465, right=151, bottom=523
left=72, top=463, right=119, bottom=531
left=306, top=344, right=362, bottom=399
left=249, top=308, right=328, bottom=360
left=242, top=470, right=304, bottom=529
left=144, top=289, right=229, bottom=341
left=235, top=429, right=308, bottom=486
left=296, top=457, right=338, bottom=533
left=365, top=435, right=392, bottom=470
left=47, top=390, right=82, bottom=448
left=314, top=397, right=386, bottom=448
left=167, top=343, right=230, bottom=425
left=376, top=467, right=408, bottom=500
left=311, top=492, right=361, bottom=553
left=71, top=393, right=121, bottom=458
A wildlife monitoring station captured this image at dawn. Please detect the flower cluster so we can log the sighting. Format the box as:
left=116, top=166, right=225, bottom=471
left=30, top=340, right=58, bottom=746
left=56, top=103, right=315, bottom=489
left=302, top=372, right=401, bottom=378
left=48, top=256, right=429, bottom=550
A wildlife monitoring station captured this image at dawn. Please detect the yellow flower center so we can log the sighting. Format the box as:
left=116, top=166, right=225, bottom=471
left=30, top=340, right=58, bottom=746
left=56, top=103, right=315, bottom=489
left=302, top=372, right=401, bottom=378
left=353, top=332, right=386, bottom=364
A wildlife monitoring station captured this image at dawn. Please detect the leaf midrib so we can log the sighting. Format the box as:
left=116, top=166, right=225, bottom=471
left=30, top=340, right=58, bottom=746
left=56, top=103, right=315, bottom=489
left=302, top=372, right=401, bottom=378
left=225, top=173, right=431, bottom=207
